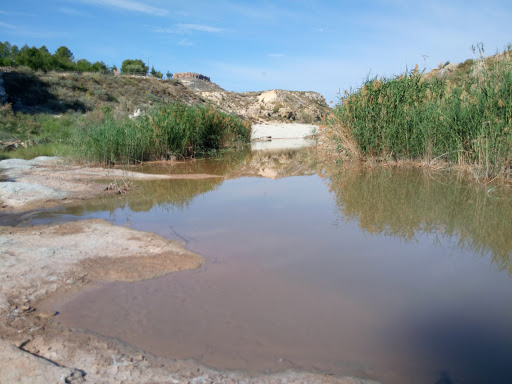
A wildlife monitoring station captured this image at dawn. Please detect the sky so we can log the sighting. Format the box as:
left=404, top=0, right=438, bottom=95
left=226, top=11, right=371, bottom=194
left=1, top=0, right=511, bottom=103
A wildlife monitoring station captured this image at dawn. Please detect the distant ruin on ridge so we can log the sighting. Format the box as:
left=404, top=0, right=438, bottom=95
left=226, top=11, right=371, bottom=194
left=173, top=72, right=211, bottom=82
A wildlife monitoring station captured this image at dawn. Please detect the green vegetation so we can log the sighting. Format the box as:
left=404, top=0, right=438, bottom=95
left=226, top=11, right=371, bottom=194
left=0, top=101, right=79, bottom=144
left=150, top=66, right=163, bottom=79
left=329, top=47, right=512, bottom=179
left=0, top=48, right=250, bottom=164
left=121, top=59, right=149, bottom=76
left=0, top=143, right=71, bottom=161
left=0, top=41, right=169, bottom=77
left=73, top=103, right=251, bottom=164
left=0, top=41, right=112, bottom=74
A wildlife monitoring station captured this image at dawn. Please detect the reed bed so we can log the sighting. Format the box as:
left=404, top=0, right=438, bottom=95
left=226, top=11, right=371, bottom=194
left=74, top=103, right=251, bottom=164
left=329, top=51, right=512, bottom=179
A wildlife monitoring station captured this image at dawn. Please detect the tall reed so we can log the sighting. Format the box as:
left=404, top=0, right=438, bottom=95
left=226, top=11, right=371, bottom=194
left=328, top=50, right=512, bottom=178
left=74, top=103, right=251, bottom=164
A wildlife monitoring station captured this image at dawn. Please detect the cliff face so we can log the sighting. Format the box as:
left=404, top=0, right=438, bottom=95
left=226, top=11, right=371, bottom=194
left=168, top=72, right=329, bottom=122
left=197, top=88, right=329, bottom=123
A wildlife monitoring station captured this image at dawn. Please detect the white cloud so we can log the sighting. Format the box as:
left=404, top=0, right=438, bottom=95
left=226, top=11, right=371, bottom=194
left=154, top=23, right=225, bottom=35
left=178, top=38, right=194, bottom=46
left=58, top=7, right=91, bottom=16
left=76, top=0, right=168, bottom=16
left=0, top=21, right=56, bottom=37
left=153, top=27, right=174, bottom=34
left=0, top=21, right=15, bottom=29
left=177, top=24, right=224, bottom=33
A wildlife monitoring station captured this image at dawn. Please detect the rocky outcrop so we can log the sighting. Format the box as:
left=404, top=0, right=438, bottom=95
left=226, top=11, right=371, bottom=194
left=198, top=88, right=329, bottom=123
left=170, top=72, right=330, bottom=123
left=434, top=62, right=458, bottom=79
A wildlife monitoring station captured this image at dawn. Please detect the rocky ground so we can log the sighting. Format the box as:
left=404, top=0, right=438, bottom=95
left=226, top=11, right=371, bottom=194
left=0, top=147, right=379, bottom=383
left=0, top=156, right=223, bottom=211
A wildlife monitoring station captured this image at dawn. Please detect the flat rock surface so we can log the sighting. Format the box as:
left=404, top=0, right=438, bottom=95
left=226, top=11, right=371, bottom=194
left=0, top=156, right=222, bottom=210
left=0, top=339, right=84, bottom=384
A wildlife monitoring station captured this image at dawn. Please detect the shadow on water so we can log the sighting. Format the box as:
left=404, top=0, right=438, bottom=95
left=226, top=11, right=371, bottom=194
left=322, top=165, right=512, bottom=273
left=413, top=312, right=512, bottom=384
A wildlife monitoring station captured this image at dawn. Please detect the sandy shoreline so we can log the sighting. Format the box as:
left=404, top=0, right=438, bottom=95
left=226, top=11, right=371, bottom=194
left=0, top=128, right=379, bottom=384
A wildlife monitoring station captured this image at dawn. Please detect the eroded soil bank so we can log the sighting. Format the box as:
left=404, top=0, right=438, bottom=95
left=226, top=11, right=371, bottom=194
left=0, top=152, right=377, bottom=383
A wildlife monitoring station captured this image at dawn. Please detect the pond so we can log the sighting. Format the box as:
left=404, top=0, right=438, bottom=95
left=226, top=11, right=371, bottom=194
left=24, top=149, right=512, bottom=384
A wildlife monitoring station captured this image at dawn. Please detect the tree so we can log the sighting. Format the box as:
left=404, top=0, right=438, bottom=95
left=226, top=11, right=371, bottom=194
left=150, top=66, right=163, bottom=79
left=91, top=61, right=108, bottom=73
left=76, top=59, right=92, bottom=72
left=16, top=44, right=51, bottom=71
left=10, top=45, right=19, bottom=57
left=52, top=45, right=75, bottom=70
left=121, top=59, right=148, bottom=76
left=0, top=41, right=12, bottom=66
left=55, top=46, right=74, bottom=61
left=166, top=71, right=173, bottom=80
left=0, top=41, right=11, bottom=58
left=37, top=46, right=52, bottom=70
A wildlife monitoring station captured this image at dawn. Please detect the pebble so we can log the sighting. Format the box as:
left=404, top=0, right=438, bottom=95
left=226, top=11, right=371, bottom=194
left=37, top=310, right=57, bottom=318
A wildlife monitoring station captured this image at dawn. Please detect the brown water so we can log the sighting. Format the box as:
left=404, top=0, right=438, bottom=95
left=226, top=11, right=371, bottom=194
left=27, top=154, right=512, bottom=384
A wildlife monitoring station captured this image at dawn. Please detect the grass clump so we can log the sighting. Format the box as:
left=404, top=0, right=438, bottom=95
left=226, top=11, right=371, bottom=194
left=0, top=143, right=72, bottom=161
left=328, top=48, right=512, bottom=179
left=74, top=103, right=251, bottom=164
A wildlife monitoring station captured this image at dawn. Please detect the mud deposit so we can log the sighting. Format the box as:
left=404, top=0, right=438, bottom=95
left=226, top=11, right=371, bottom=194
left=17, top=158, right=512, bottom=384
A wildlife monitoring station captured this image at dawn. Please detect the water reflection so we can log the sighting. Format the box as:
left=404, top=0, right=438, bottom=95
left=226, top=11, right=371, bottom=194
left=130, top=147, right=318, bottom=180
left=323, top=165, right=512, bottom=273
left=30, top=155, right=512, bottom=384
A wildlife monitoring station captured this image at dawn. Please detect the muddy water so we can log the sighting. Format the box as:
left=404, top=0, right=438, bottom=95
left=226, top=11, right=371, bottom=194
left=33, top=154, right=512, bottom=384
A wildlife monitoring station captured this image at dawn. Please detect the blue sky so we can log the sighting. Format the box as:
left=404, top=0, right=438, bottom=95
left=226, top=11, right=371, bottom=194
left=1, top=0, right=511, bottom=103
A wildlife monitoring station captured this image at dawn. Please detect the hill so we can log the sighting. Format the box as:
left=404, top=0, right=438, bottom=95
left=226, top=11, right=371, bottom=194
left=0, top=69, right=329, bottom=124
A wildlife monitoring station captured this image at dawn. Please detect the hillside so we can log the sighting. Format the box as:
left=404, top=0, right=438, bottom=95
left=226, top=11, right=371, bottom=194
left=0, top=69, right=329, bottom=123
left=425, top=49, right=512, bottom=81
